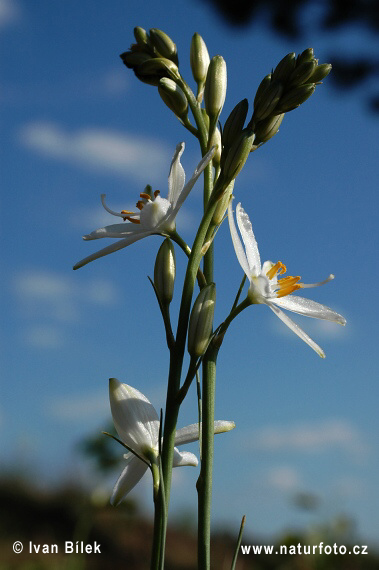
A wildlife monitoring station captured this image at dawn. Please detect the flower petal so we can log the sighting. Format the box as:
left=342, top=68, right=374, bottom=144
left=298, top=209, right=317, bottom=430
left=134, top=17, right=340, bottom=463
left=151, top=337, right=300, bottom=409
left=173, top=448, right=198, bottom=467
left=167, top=142, right=186, bottom=208
left=110, top=455, right=149, bottom=506
left=235, top=203, right=261, bottom=274
left=109, top=379, right=159, bottom=453
left=83, top=223, right=146, bottom=240
left=267, top=302, right=325, bottom=358
left=73, top=231, right=152, bottom=269
left=273, top=295, right=346, bottom=325
left=228, top=201, right=251, bottom=279
left=174, top=420, right=235, bottom=446
left=173, top=145, right=216, bottom=212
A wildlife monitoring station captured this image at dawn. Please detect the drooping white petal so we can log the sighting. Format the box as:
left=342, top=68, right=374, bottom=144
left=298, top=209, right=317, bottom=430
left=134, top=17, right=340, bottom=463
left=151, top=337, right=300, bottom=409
left=235, top=203, right=261, bottom=275
left=83, top=222, right=146, bottom=240
left=73, top=231, right=152, bottom=269
left=173, top=448, right=198, bottom=467
left=273, top=295, right=346, bottom=325
left=174, top=420, right=236, bottom=446
left=228, top=202, right=251, bottom=279
left=110, top=455, right=149, bottom=506
left=167, top=142, right=186, bottom=208
left=267, top=302, right=325, bottom=358
left=172, top=146, right=216, bottom=212
left=109, top=379, right=159, bottom=453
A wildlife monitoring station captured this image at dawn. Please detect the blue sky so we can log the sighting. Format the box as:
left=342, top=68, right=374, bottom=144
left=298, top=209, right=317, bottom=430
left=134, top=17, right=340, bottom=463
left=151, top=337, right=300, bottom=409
left=1, top=0, right=379, bottom=546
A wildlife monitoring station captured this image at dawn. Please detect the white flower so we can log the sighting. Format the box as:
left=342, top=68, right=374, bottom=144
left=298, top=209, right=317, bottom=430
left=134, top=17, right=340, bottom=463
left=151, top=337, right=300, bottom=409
left=73, top=143, right=215, bottom=270
left=109, top=378, right=235, bottom=505
left=228, top=201, right=346, bottom=358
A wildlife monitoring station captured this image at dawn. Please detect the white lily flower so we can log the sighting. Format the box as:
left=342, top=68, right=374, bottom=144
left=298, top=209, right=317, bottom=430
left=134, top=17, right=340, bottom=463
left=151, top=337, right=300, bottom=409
left=73, top=143, right=215, bottom=270
left=109, top=378, right=235, bottom=505
left=228, top=202, right=346, bottom=358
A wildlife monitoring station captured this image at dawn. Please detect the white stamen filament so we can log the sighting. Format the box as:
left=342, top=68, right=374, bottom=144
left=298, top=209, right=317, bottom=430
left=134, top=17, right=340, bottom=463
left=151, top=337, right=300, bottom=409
left=301, top=273, right=335, bottom=288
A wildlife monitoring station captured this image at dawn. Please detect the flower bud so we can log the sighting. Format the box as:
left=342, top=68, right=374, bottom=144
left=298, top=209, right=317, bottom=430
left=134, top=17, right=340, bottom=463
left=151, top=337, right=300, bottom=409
left=134, top=27, right=149, bottom=47
left=276, top=84, right=315, bottom=113
left=190, top=33, right=210, bottom=84
left=254, top=73, right=272, bottom=108
left=254, top=113, right=284, bottom=144
left=158, top=78, right=188, bottom=118
left=222, top=128, right=255, bottom=184
left=134, top=57, right=180, bottom=85
left=253, top=80, right=283, bottom=121
left=212, top=182, right=234, bottom=225
left=188, top=284, right=216, bottom=358
left=222, top=99, right=248, bottom=151
left=289, top=60, right=317, bottom=86
left=121, top=51, right=151, bottom=68
left=209, top=126, right=222, bottom=166
left=204, top=55, right=227, bottom=119
left=272, top=52, right=296, bottom=82
left=296, top=48, right=315, bottom=66
left=149, top=28, right=178, bottom=64
left=154, top=238, right=176, bottom=306
left=308, top=63, right=332, bottom=84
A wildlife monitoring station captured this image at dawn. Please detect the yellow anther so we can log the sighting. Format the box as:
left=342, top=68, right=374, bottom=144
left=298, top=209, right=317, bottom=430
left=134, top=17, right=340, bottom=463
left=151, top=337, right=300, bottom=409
left=276, top=283, right=302, bottom=298
left=140, top=192, right=152, bottom=201
left=154, top=190, right=160, bottom=198
left=136, top=201, right=144, bottom=210
left=121, top=209, right=134, bottom=215
left=124, top=215, right=140, bottom=224
left=266, top=261, right=287, bottom=280
left=278, top=276, right=301, bottom=287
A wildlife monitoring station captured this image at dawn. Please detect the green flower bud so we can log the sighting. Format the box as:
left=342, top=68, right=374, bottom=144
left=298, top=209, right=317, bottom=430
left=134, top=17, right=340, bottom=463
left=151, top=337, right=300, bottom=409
left=222, top=128, right=255, bottom=184
left=212, top=182, right=234, bottom=225
left=204, top=55, right=227, bottom=119
left=308, top=63, right=332, bottom=84
left=188, top=284, right=216, bottom=358
left=272, top=53, right=296, bottom=82
left=289, top=60, right=317, bottom=86
left=190, top=33, right=210, bottom=84
left=254, top=73, right=272, bottom=108
left=222, top=99, right=248, bottom=151
left=134, top=57, right=180, bottom=86
left=149, top=28, right=178, bottom=64
left=154, top=239, right=176, bottom=306
left=209, top=126, right=222, bottom=166
left=254, top=113, right=284, bottom=144
left=253, top=80, right=283, bottom=121
left=134, top=27, right=149, bottom=47
left=158, top=78, right=188, bottom=118
left=121, top=51, right=151, bottom=69
left=296, top=48, right=315, bottom=66
left=276, top=84, right=315, bottom=113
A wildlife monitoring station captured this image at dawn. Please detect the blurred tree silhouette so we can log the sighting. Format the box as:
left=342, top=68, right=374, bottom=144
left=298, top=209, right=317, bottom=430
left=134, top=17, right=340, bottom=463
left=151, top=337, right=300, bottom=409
left=204, top=0, right=379, bottom=111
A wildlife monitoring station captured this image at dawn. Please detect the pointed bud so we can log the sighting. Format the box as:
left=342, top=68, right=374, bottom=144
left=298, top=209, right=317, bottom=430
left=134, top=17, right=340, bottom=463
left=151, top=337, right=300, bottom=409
left=121, top=51, right=151, bottom=69
left=222, top=128, right=255, bottom=184
left=154, top=238, right=176, bottom=306
left=253, top=80, right=283, bottom=121
left=276, top=84, right=315, bottom=113
left=134, top=57, right=180, bottom=85
left=222, top=99, right=248, bottom=151
left=212, top=182, right=234, bottom=225
left=158, top=78, right=188, bottom=118
left=254, top=113, right=284, bottom=144
left=209, top=126, right=222, bottom=166
left=190, top=33, right=210, bottom=84
left=254, top=73, right=272, bottom=108
left=296, top=48, right=315, bottom=66
left=308, top=63, right=332, bottom=84
left=204, top=55, right=227, bottom=119
left=272, top=53, right=296, bottom=82
left=134, top=27, right=149, bottom=47
left=149, top=28, right=178, bottom=64
left=289, top=60, right=317, bottom=86
left=188, top=283, right=216, bottom=358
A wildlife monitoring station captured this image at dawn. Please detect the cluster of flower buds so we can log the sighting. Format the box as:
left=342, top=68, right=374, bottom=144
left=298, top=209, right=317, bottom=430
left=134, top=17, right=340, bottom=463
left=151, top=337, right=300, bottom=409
left=121, top=27, right=180, bottom=86
left=251, top=48, right=332, bottom=144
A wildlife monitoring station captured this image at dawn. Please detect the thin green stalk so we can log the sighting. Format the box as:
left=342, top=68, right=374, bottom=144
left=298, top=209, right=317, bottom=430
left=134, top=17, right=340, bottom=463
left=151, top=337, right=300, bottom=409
left=231, top=515, right=246, bottom=570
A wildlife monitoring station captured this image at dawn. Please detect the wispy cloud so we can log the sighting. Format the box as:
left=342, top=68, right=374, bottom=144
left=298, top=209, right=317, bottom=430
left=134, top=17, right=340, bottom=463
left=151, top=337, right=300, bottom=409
left=46, top=390, right=109, bottom=423
left=266, top=465, right=302, bottom=492
left=13, top=269, right=120, bottom=347
left=17, top=122, right=171, bottom=183
left=0, top=0, right=21, bottom=28
left=244, top=419, right=369, bottom=459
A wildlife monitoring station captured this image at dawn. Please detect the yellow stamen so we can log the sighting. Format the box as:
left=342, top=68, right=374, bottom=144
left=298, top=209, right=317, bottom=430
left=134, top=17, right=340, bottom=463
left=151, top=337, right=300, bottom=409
left=140, top=192, right=151, bottom=201
left=276, top=283, right=302, bottom=298
left=136, top=201, right=144, bottom=210
left=121, top=209, right=134, bottom=215
left=266, top=261, right=287, bottom=280
left=124, top=216, right=140, bottom=224
left=154, top=190, right=160, bottom=198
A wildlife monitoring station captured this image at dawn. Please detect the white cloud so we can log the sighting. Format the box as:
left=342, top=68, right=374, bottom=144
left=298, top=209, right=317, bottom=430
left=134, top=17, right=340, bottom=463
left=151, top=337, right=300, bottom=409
left=266, top=466, right=302, bottom=492
left=0, top=0, right=21, bottom=27
left=17, top=122, right=171, bottom=183
left=245, top=419, right=368, bottom=458
left=13, top=269, right=120, bottom=347
left=47, top=390, right=109, bottom=422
